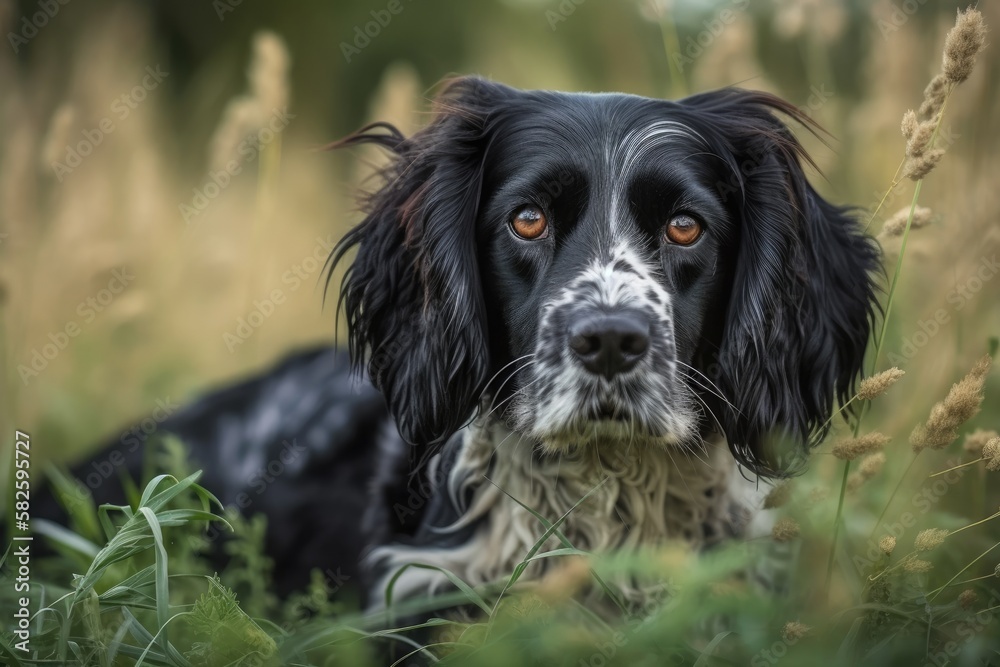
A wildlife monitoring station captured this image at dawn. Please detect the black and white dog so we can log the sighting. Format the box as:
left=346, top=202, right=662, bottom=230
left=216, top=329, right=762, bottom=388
left=35, top=77, right=879, bottom=608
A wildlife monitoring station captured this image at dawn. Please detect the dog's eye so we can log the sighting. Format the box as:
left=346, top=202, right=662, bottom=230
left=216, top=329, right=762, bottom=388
left=664, top=214, right=702, bottom=246
left=510, top=205, right=549, bottom=240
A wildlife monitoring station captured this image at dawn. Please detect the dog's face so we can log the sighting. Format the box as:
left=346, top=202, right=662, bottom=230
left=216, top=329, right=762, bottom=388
left=478, top=102, right=733, bottom=451
left=332, top=78, right=880, bottom=474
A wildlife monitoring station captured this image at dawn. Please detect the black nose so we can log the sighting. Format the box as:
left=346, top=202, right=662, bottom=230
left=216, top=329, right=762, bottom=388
left=568, top=313, right=650, bottom=380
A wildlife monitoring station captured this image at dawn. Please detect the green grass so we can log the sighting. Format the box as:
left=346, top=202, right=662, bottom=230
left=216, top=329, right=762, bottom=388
left=3, top=412, right=1000, bottom=667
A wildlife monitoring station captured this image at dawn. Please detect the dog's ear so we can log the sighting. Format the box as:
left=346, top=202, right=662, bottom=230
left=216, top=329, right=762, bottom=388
left=681, top=89, right=881, bottom=475
left=329, top=77, right=503, bottom=447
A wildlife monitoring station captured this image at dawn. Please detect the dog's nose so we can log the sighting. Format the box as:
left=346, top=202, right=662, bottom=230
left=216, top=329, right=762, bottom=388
left=568, top=313, right=650, bottom=379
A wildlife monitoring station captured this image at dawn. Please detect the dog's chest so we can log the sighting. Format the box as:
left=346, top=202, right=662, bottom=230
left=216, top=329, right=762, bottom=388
left=368, top=422, right=760, bottom=607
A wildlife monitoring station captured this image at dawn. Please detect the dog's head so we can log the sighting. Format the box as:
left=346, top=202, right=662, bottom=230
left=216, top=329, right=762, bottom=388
left=331, top=77, right=880, bottom=475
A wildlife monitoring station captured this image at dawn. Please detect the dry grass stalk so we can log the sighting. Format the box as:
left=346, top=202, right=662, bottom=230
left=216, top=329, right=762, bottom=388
left=763, top=481, right=793, bottom=510
left=918, top=74, right=948, bottom=119
left=914, top=528, right=948, bottom=552
left=772, top=517, right=800, bottom=542
left=911, top=355, right=993, bottom=453
left=781, top=621, right=810, bottom=642
left=41, top=105, right=76, bottom=168
left=984, top=438, right=1000, bottom=472
left=832, top=432, right=891, bottom=461
left=877, top=208, right=933, bottom=241
left=903, top=110, right=939, bottom=159
left=856, top=367, right=906, bottom=399
left=904, top=559, right=933, bottom=574
left=959, top=589, right=978, bottom=609
left=209, top=30, right=291, bottom=170
left=963, top=429, right=1000, bottom=456
left=902, top=148, right=945, bottom=181
left=848, top=452, right=886, bottom=492
left=898, top=8, right=987, bottom=182
left=942, top=8, right=988, bottom=85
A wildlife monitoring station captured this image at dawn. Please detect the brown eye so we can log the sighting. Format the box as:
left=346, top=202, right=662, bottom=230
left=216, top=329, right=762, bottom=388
left=664, top=215, right=702, bottom=246
left=511, top=205, right=549, bottom=240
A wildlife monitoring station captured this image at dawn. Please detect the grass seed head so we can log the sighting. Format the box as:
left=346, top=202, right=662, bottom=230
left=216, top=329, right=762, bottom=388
left=915, top=528, right=949, bottom=551
left=879, top=535, right=897, bottom=556
left=877, top=208, right=934, bottom=241
left=983, top=438, right=1000, bottom=472
left=942, top=8, right=988, bottom=85
left=919, top=74, right=949, bottom=120
left=903, top=148, right=945, bottom=181
left=856, top=367, right=906, bottom=399
left=912, top=355, right=993, bottom=453
left=905, top=115, right=940, bottom=159
left=772, top=517, right=800, bottom=542
left=959, top=589, right=978, bottom=609
left=533, top=557, right=591, bottom=603
left=901, top=109, right=918, bottom=141
left=833, top=432, right=891, bottom=461
left=782, top=621, right=810, bottom=642
left=848, top=452, right=887, bottom=492
left=964, top=429, right=1000, bottom=456
left=210, top=30, right=291, bottom=170
left=763, top=481, right=793, bottom=509
left=905, top=559, right=934, bottom=574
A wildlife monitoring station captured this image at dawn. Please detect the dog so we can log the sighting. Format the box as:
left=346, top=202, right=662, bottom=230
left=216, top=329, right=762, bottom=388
left=33, top=77, right=879, bottom=611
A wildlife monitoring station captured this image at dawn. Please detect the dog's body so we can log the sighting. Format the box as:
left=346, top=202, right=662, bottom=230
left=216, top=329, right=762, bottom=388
left=35, top=78, right=880, bottom=611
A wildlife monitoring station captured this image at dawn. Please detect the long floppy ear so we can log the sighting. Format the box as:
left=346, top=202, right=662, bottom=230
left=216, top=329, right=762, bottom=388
left=329, top=77, right=501, bottom=446
left=682, top=89, right=881, bottom=476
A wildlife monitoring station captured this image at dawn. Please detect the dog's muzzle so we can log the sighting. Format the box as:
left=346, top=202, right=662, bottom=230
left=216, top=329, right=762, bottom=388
left=568, top=309, right=651, bottom=380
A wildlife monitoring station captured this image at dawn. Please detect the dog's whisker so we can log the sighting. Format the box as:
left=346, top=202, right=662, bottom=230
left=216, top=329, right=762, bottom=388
left=485, top=372, right=543, bottom=421
left=478, top=353, right=538, bottom=403
left=484, top=360, right=539, bottom=417
left=674, top=360, right=739, bottom=414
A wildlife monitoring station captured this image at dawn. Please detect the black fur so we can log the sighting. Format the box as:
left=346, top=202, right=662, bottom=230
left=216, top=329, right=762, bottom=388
left=329, top=77, right=880, bottom=475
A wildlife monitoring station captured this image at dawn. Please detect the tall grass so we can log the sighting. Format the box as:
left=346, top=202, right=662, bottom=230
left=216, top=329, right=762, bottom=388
left=2, top=2, right=1000, bottom=665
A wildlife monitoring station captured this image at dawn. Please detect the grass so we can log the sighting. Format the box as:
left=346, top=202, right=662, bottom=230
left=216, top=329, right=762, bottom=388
left=3, top=2, right=1000, bottom=666
left=3, top=384, right=1000, bottom=666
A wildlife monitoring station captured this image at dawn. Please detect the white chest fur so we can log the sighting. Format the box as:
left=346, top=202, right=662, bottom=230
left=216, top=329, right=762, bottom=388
left=367, top=420, right=767, bottom=609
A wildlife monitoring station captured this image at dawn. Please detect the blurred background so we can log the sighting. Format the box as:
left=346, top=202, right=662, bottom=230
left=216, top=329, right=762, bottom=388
left=0, top=0, right=997, bottom=476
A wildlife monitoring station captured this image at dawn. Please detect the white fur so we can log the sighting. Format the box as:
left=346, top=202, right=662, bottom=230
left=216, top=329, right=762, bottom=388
left=512, top=239, right=697, bottom=452
left=367, top=420, right=764, bottom=610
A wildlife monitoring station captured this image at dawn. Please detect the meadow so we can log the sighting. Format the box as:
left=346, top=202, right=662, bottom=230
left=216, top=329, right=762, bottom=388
left=2, top=1, right=999, bottom=664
